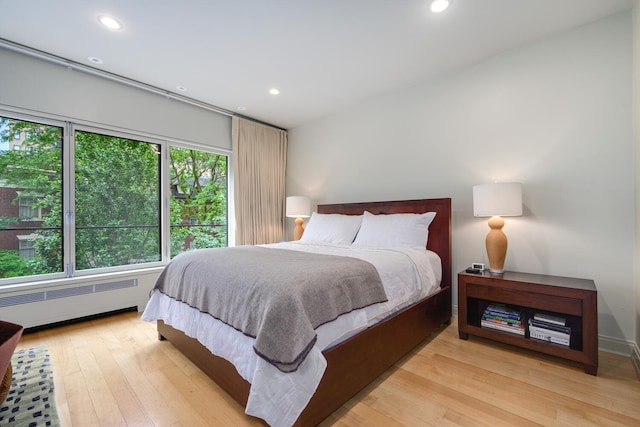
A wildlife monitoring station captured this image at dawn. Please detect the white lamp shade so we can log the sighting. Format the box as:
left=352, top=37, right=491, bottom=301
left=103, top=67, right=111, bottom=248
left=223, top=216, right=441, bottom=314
left=473, top=183, right=522, bottom=217
left=286, top=196, right=311, bottom=218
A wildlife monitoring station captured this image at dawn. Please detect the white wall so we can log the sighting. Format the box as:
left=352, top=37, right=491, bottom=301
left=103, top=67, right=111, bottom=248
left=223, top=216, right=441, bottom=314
left=288, top=13, right=635, bottom=350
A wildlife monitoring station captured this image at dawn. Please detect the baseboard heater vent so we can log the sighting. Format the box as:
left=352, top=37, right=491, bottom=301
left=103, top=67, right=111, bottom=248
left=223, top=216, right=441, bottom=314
left=0, top=279, right=138, bottom=308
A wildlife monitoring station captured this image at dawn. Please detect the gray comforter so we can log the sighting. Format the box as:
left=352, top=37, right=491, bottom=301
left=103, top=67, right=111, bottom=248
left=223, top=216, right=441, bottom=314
left=153, top=246, right=388, bottom=372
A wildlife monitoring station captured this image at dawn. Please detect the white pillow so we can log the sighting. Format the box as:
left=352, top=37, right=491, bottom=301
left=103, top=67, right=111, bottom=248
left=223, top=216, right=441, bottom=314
left=300, top=213, right=363, bottom=245
left=352, top=211, right=436, bottom=249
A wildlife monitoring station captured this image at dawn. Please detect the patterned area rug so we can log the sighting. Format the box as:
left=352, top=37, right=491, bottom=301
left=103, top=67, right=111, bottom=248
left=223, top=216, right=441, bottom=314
left=0, top=346, right=60, bottom=427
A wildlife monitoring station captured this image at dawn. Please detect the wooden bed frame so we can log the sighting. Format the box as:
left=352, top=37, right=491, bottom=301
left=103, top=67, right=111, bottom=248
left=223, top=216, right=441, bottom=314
left=157, top=198, right=452, bottom=426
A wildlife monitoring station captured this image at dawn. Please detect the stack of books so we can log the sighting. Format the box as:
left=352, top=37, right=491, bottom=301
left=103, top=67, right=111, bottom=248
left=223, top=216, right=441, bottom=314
left=481, top=303, right=525, bottom=336
left=528, top=313, right=571, bottom=346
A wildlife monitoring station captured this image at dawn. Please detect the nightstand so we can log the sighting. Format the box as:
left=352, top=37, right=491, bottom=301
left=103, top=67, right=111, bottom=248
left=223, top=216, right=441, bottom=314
left=458, top=270, right=598, bottom=375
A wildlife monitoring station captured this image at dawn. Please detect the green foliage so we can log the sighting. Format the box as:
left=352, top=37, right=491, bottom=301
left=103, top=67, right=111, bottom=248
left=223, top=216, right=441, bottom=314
left=0, top=251, right=34, bottom=278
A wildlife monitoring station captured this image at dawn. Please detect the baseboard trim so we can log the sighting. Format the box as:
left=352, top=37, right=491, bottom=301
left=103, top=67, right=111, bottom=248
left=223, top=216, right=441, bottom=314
left=598, top=335, right=637, bottom=357
left=23, top=306, right=138, bottom=333
left=632, top=343, right=640, bottom=379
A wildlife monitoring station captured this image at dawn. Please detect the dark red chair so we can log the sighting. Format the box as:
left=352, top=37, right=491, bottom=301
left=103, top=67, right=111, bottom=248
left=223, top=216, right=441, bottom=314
left=0, top=320, right=23, bottom=403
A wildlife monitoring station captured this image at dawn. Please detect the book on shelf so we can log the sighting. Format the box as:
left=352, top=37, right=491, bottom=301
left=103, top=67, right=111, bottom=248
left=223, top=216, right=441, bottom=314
left=481, top=303, right=524, bottom=335
left=533, top=312, right=566, bottom=326
left=529, top=318, right=571, bottom=335
left=529, top=324, right=570, bottom=346
left=484, top=303, right=522, bottom=321
left=481, top=313, right=522, bottom=326
left=481, top=319, right=525, bottom=336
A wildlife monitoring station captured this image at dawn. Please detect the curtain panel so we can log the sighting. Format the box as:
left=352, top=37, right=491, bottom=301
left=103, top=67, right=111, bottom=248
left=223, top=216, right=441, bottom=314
left=232, top=117, right=288, bottom=245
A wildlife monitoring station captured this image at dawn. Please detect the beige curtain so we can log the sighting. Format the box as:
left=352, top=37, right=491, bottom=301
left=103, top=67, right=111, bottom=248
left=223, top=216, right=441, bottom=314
left=232, top=117, right=288, bottom=245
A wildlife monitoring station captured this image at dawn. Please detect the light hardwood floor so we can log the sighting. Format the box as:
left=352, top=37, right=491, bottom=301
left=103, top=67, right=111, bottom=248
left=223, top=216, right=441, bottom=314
left=15, top=311, right=640, bottom=426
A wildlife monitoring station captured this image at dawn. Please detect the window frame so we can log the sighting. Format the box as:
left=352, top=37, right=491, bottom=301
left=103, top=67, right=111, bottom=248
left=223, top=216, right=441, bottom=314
left=0, top=110, right=67, bottom=285
left=69, top=123, right=167, bottom=278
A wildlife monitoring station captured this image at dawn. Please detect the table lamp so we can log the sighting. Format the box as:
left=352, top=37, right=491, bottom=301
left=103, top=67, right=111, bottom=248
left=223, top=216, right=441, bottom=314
left=286, top=196, right=311, bottom=240
left=473, top=183, right=522, bottom=274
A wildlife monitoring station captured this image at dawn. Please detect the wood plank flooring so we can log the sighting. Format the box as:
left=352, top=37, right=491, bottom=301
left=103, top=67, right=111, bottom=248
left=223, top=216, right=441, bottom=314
left=15, top=311, right=640, bottom=426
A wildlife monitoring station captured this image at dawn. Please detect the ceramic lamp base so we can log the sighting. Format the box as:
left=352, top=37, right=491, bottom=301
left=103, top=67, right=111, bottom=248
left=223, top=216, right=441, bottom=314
left=293, top=217, right=304, bottom=240
left=486, top=215, right=508, bottom=274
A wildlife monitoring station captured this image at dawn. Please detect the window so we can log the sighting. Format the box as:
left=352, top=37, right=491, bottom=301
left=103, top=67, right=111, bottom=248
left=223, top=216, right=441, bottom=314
left=0, top=116, right=63, bottom=279
left=17, top=235, right=37, bottom=259
left=18, top=196, right=41, bottom=220
left=0, top=113, right=229, bottom=283
left=169, top=146, right=228, bottom=257
left=74, top=130, right=161, bottom=270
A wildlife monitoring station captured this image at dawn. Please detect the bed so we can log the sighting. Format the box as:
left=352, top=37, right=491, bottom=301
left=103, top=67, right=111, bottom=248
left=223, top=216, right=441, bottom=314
left=143, top=198, right=451, bottom=426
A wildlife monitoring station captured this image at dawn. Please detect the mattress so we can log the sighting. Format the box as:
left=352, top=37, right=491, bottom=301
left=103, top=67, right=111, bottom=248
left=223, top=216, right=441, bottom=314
left=142, top=241, right=442, bottom=426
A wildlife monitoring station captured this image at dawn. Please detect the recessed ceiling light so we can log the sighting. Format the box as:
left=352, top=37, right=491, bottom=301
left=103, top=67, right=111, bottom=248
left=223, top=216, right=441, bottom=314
left=269, top=88, right=280, bottom=95
left=176, top=85, right=188, bottom=92
left=237, top=106, right=247, bottom=111
left=88, top=56, right=104, bottom=65
left=98, top=15, right=122, bottom=30
left=430, top=0, right=450, bottom=13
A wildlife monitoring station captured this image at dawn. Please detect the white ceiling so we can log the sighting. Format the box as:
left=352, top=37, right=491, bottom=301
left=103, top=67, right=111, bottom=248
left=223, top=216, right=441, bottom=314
left=0, top=0, right=633, bottom=129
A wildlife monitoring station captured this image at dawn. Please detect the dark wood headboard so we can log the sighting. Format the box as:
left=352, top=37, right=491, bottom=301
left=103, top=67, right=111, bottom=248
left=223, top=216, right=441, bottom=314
left=317, top=198, right=452, bottom=289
